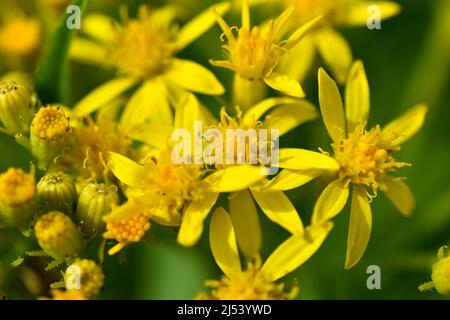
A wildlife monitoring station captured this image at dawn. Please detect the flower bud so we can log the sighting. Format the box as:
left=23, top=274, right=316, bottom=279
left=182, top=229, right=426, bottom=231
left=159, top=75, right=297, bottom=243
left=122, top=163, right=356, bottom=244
left=76, top=183, right=119, bottom=237
left=431, top=250, right=450, bottom=295
left=30, top=105, right=72, bottom=168
left=37, top=172, right=77, bottom=216
left=34, top=211, right=83, bottom=260
left=0, top=82, right=35, bottom=135
left=64, top=259, right=104, bottom=299
left=0, top=167, right=36, bottom=227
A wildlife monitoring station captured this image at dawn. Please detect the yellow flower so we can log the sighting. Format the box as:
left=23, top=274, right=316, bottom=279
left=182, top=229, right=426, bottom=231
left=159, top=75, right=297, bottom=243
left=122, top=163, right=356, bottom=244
left=197, top=208, right=332, bottom=300
left=113, top=92, right=319, bottom=254
left=274, top=0, right=401, bottom=83
left=71, top=3, right=229, bottom=129
left=64, top=259, right=105, bottom=299
left=57, top=101, right=131, bottom=181
left=0, top=167, right=36, bottom=227
left=40, top=289, right=86, bottom=300
left=277, top=61, right=427, bottom=269
left=0, top=13, right=41, bottom=58
left=419, top=246, right=450, bottom=296
left=210, top=0, right=320, bottom=108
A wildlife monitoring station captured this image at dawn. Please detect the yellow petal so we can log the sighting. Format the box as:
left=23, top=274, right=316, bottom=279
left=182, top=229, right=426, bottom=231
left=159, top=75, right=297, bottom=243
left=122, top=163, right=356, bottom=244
left=176, top=2, right=231, bottom=50
left=345, top=60, right=370, bottom=132
left=108, top=152, right=148, bottom=188
left=243, top=97, right=303, bottom=124
left=255, top=168, right=323, bottom=191
left=278, top=35, right=316, bottom=84
left=173, top=93, right=213, bottom=134
left=164, top=59, right=225, bottom=95
left=205, top=166, right=267, bottom=192
left=278, top=148, right=340, bottom=171
left=177, top=191, right=220, bottom=247
left=345, top=186, right=372, bottom=269
left=73, top=77, right=137, bottom=117
left=263, top=72, right=305, bottom=98
left=120, top=79, right=173, bottom=130
left=152, top=207, right=182, bottom=227
left=318, top=67, right=347, bottom=142
left=283, top=15, right=322, bottom=50
left=336, top=1, right=401, bottom=27
left=382, top=104, right=428, bottom=146
left=315, top=29, right=353, bottom=85
left=266, top=100, right=318, bottom=136
left=261, top=222, right=333, bottom=281
left=82, top=14, right=116, bottom=45
left=69, top=38, right=109, bottom=67
left=382, top=177, right=415, bottom=216
left=229, top=190, right=261, bottom=258
left=241, top=0, right=251, bottom=30
left=250, top=189, right=304, bottom=235
left=209, top=207, right=242, bottom=279
left=312, top=179, right=350, bottom=224
left=126, top=122, right=173, bottom=149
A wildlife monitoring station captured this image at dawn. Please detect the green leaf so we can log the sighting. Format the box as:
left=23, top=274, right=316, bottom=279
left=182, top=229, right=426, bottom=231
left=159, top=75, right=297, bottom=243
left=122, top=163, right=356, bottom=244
left=35, top=0, right=86, bottom=105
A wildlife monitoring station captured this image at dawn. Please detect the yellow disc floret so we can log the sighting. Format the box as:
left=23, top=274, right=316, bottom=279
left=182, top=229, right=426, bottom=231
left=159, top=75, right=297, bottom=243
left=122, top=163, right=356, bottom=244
left=31, top=105, right=70, bottom=140
left=65, top=259, right=105, bottom=299
left=0, top=14, right=41, bottom=57
left=110, top=6, right=176, bottom=79
left=34, top=211, right=83, bottom=260
left=104, top=213, right=150, bottom=245
left=198, top=262, right=298, bottom=300
left=332, top=124, right=408, bottom=190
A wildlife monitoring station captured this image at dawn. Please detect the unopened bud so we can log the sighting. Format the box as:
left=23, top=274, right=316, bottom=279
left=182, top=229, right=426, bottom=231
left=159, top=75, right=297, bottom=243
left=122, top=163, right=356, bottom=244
left=64, top=259, right=104, bottom=298
left=0, top=82, right=35, bottom=135
left=37, top=172, right=77, bottom=215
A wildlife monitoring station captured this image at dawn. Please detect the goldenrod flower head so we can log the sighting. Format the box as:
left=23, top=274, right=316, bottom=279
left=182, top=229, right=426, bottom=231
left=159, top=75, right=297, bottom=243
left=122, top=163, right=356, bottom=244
left=333, top=124, right=408, bottom=190
left=199, top=260, right=298, bottom=300
left=34, top=211, right=83, bottom=260
left=0, top=167, right=35, bottom=227
left=0, top=81, right=34, bottom=135
left=40, top=289, right=86, bottom=300
left=37, top=172, right=77, bottom=215
left=110, top=6, right=177, bottom=79
left=64, top=259, right=105, bottom=299
left=210, top=0, right=319, bottom=106
left=76, top=183, right=119, bottom=237
left=59, top=107, right=131, bottom=180
left=199, top=208, right=332, bottom=300
left=103, top=198, right=152, bottom=255
left=0, top=13, right=40, bottom=57
left=30, top=105, right=73, bottom=168
left=419, top=246, right=450, bottom=296
left=279, top=62, right=427, bottom=269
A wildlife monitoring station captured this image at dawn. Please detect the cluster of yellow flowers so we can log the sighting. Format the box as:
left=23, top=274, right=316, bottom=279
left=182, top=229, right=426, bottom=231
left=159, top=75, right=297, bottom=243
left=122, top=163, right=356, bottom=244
left=0, top=0, right=443, bottom=300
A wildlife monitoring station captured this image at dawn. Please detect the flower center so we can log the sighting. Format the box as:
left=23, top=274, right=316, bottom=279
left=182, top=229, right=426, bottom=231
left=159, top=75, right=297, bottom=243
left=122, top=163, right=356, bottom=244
left=0, top=15, right=40, bottom=57
left=332, top=124, right=408, bottom=189
left=31, top=106, right=71, bottom=140
left=223, top=26, right=284, bottom=80
left=34, top=211, right=75, bottom=243
left=199, top=262, right=298, bottom=300
left=110, top=6, right=176, bottom=79
left=0, top=168, right=35, bottom=206
left=145, top=150, right=204, bottom=214
left=103, top=212, right=150, bottom=244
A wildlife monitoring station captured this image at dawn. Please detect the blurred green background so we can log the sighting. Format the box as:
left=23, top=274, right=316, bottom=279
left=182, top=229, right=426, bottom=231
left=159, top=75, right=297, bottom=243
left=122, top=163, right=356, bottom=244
left=0, top=0, right=449, bottom=299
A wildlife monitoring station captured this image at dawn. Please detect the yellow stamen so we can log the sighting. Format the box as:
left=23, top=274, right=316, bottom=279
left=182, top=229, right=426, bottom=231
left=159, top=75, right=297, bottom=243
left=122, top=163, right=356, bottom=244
left=31, top=106, right=70, bottom=140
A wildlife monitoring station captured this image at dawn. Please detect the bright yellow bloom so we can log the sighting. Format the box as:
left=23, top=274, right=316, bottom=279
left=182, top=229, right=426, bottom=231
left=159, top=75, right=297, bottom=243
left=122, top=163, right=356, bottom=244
left=419, top=246, right=450, bottom=296
left=40, top=289, right=86, bottom=300
left=57, top=102, right=131, bottom=181
left=210, top=0, right=320, bottom=108
left=117, top=92, right=318, bottom=254
left=197, top=208, right=332, bottom=300
left=0, top=13, right=40, bottom=58
left=71, top=3, right=229, bottom=129
left=278, top=61, right=427, bottom=269
left=0, top=167, right=36, bottom=227
left=273, top=0, right=401, bottom=83
left=64, top=259, right=105, bottom=299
